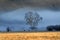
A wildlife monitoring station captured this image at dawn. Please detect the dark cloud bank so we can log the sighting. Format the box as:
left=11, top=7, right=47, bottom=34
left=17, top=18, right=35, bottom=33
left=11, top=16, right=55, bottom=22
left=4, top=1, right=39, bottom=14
left=0, top=0, right=60, bottom=11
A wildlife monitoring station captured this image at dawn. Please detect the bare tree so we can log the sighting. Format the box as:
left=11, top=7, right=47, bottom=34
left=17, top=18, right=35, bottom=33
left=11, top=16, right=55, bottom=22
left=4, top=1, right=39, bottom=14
left=25, top=11, right=42, bottom=30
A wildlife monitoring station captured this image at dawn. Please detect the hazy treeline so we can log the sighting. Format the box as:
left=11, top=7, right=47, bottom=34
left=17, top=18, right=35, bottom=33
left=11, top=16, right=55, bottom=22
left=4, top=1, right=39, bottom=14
left=47, top=25, right=60, bottom=31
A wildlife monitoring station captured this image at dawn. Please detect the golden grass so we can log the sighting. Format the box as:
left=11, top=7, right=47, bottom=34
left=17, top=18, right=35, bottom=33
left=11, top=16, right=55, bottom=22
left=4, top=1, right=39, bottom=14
left=0, top=32, right=60, bottom=40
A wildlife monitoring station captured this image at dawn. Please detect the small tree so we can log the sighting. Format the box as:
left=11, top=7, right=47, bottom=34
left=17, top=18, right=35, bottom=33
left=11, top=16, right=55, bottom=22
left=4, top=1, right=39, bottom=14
left=25, top=11, right=42, bottom=30
left=7, top=27, right=10, bottom=32
left=7, top=27, right=11, bottom=32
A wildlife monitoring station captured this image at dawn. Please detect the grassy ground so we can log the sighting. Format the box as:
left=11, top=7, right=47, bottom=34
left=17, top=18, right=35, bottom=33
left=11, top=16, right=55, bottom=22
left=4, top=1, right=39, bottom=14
left=0, top=32, right=60, bottom=40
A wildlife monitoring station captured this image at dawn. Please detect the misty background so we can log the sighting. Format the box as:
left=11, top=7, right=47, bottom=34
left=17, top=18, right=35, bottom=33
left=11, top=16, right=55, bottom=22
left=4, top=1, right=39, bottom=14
left=0, top=7, right=60, bottom=31
left=0, top=0, right=60, bottom=31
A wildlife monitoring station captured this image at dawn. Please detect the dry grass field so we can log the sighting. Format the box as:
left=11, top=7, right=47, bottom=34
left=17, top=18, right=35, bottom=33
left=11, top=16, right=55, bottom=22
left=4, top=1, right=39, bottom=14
left=0, top=32, right=60, bottom=40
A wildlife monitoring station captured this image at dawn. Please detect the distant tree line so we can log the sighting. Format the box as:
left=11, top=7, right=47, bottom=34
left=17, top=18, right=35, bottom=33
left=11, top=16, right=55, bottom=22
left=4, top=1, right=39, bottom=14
left=47, top=25, right=60, bottom=31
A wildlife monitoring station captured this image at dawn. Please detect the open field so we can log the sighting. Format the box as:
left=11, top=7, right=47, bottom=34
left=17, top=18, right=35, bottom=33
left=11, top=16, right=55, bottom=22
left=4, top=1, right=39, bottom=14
left=0, top=32, right=60, bottom=40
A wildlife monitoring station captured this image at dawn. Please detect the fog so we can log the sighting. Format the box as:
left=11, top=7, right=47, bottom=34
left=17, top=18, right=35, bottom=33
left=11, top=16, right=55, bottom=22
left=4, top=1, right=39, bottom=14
left=0, top=7, right=60, bottom=31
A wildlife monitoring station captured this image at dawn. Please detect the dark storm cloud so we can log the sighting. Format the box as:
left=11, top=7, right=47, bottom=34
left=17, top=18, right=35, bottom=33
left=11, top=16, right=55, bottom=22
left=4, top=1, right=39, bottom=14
left=0, top=0, right=60, bottom=11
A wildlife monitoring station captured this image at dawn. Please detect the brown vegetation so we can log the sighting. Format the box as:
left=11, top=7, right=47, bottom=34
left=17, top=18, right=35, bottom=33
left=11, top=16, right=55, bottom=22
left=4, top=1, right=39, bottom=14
left=0, top=32, right=60, bottom=40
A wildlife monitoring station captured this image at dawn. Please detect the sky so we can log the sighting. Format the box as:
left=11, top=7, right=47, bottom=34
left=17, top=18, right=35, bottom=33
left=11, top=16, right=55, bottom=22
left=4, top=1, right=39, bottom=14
left=0, top=7, right=60, bottom=31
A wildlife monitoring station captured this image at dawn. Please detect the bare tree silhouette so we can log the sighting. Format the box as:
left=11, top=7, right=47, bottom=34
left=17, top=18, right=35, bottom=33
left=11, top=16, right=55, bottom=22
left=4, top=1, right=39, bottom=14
left=25, top=11, right=43, bottom=30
